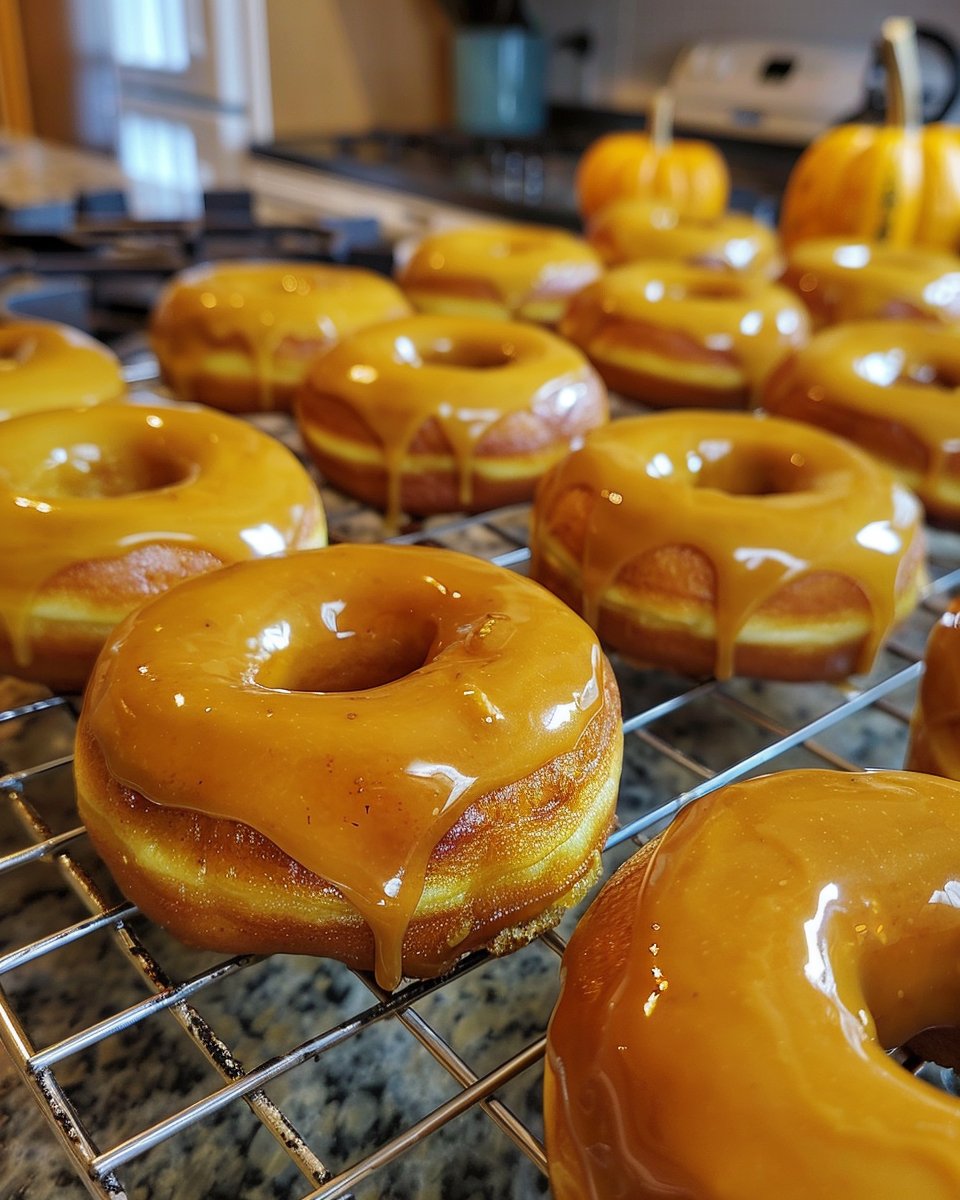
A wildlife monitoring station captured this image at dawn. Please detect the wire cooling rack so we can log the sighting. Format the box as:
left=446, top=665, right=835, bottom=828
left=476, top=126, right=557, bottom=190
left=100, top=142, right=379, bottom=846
left=2, top=390, right=959, bottom=1200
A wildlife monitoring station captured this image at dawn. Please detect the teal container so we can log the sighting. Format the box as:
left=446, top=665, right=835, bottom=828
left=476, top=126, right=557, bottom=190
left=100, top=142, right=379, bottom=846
left=454, top=27, right=547, bottom=137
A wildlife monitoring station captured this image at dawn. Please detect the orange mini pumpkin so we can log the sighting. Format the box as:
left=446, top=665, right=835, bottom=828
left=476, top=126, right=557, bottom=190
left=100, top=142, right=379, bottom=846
left=780, top=18, right=960, bottom=252
left=576, top=90, right=730, bottom=222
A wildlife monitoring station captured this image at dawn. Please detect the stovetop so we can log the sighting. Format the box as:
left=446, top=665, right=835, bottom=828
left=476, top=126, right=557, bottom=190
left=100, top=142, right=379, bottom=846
left=250, top=119, right=803, bottom=228
left=253, top=129, right=587, bottom=228
left=0, top=188, right=396, bottom=359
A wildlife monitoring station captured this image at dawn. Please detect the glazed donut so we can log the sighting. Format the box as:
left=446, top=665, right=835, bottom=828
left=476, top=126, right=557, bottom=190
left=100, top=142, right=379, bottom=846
left=783, top=239, right=960, bottom=328
left=295, top=314, right=608, bottom=526
left=395, top=223, right=602, bottom=325
left=0, top=403, right=325, bottom=691
left=906, top=600, right=960, bottom=779
left=545, top=768, right=960, bottom=1200
left=151, top=260, right=411, bottom=413
left=761, top=320, right=960, bottom=526
left=587, top=199, right=780, bottom=276
left=0, top=319, right=124, bottom=420
left=559, top=262, right=809, bottom=407
left=530, top=411, right=925, bottom=681
left=75, top=545, right=623, bottom=990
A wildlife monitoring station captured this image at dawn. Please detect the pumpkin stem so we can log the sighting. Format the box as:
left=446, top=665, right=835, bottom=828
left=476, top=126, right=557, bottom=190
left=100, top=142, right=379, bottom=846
left=881, top=17, right=921, bottom=129
left=650, top=88, right=674, bottom=151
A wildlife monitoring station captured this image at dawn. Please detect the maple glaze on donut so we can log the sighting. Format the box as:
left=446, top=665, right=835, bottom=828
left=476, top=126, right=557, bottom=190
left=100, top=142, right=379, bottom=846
left=530, top=411, right=925, bottom=680
left=907, top=600, right=960, bottom=779
left=396, top=223, right=602, bottom=325
left=783, top=239, right=960, bottom=328
left=0, top=403, right=325, bottom=690
left=0, top=320, right=124, bottom=420
left=76, top=545, right=623, bottom=990
left=559, top=262, right=809, bottom=407
left=546, top=769, right=960, bottom=1200
left=761, top=320, right=960, bottom=526
left=151, top=260, right=411, bottom=412
left=587, top=199, right=780, bottom=276
left=296, top=314, right=608, bottom=526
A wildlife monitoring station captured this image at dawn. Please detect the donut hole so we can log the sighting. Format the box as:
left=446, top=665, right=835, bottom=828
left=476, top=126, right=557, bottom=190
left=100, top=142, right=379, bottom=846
left=274, top=334, right=330, bottom=363
left=905, top=358, right=960, bottom=389
left=861, top=934, right=960, bottom=1083
left=855, top=348, right=960, bottom=391
left=258, top=611, right=437, bottom=693
left=12, top=440, right=192, bottom=499
left=692, top=443, right=820, bottom=496
left=395, top=334, right=517, bottom=371
left=901, top=1027, right=960, bottom=1086
left=489, top=235, right=549, bottom=258
left=768, top=386, right=930, bottom=477
left=675, top=278, right=746, bottom=301
left=0, top=335, right=35, bottom=368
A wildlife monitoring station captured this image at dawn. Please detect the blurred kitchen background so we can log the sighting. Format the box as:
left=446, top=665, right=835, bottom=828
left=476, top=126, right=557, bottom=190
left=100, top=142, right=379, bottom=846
left=3, top=0, right=960, bottom=225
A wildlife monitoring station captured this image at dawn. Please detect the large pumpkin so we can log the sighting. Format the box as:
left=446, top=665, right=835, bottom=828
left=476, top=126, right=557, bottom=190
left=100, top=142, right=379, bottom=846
left=576, top=90, right=730, bottom=222
left=780, top=18, right=960, bottom=252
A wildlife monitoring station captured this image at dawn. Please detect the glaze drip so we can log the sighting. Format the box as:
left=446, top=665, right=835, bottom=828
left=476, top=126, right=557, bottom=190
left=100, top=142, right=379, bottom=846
left=83, top=545, right=605, bottom=989
left=546, top=769, right=960, bottom=1199
left=398, top=223, right=602, bottom=316
left=588, top=199, right=780, bottom=275
left=152, top=261, right=411, bottom=409
left=298, top=314, right=606, bottom=527
left=785, top=239, right=960, bottom=326
left=560, top=260, right=810, bottom=395
left=908, top=601, right=960, bottom=779
left=761, top=320, right=960, bottom=518
left=531, top=411, right=923, bottom=678
left=0, top=320, right=124, bottom=419
left=0, top=403, right=324, bottom=667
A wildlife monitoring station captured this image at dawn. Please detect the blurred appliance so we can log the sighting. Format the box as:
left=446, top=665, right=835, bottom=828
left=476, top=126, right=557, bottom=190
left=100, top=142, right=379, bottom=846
left=670, top=27, right=960, bottom=145
left=668, top=39, right=872, bottom=144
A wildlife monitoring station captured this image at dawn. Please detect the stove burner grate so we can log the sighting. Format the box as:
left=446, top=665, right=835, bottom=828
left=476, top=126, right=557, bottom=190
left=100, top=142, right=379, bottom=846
left=0, top=189, right=395, bottom=345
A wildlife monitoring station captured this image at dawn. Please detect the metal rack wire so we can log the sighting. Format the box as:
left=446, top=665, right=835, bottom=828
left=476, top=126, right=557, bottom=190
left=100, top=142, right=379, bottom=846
left=1, top=396, right=959, bottom=1200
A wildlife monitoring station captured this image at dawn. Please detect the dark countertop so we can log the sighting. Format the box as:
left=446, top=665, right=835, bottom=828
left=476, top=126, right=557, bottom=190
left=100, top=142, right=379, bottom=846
left=251, top=108, right=804, bottom=229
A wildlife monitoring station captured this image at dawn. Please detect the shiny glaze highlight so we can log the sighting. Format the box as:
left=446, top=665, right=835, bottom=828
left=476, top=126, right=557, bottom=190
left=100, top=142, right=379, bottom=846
left=530, top=411, right=923, bottom=678
left=0, top=319, right=124, bottom=420
left=0, top=402, right=325, bottom=668
left=82, top=544, right=606, bottom=989
left=908, top=601, right=960, bottom=778
left=587, top=199, right=780, bottom=275
left=151, top=260, right=411, bottom=410
left=546, top=769, right=960, bottom=1200
left=785, top=239, right=960, bottom=327
left=397, top=223, right=601, bottom=323
left=296, top=314, right=607, bottom=526
left=762, top=320, right=960, bottom=525
left=559, top=261, right=809, bottom=405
